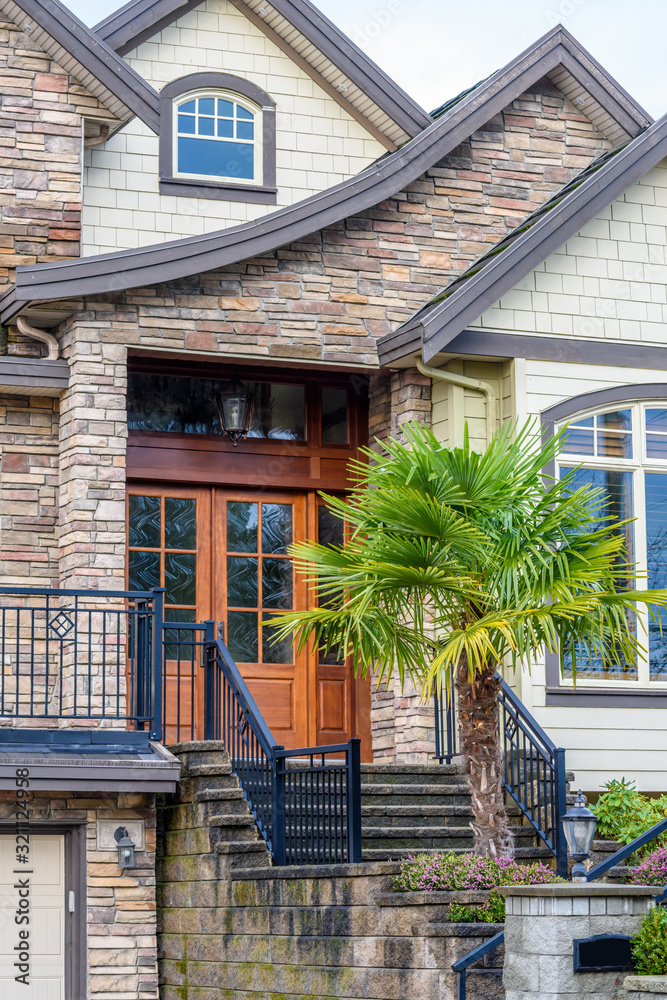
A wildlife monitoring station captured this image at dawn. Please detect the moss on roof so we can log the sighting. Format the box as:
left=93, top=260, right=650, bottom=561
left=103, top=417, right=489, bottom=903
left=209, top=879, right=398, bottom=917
left=430, top=77, right=491, bottom=120
left=411, top=137, right=638, bottom=320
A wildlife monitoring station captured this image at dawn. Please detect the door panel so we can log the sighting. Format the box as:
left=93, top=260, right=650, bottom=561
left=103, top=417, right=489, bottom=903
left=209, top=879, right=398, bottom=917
left=213, top=491, right=308, bottom=748
left=0, top=835, right=65, bottom=998
left=127, top=487, right=211, bottom=743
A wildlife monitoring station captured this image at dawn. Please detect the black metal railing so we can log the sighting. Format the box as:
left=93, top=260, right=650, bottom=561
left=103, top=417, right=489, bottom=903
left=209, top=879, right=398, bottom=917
left=206, top=637, right=362, bottom=865
left=586, top=815, right=667, bottom=885
left=499, top=679, right=568, bottom=878
left=0, top=585, right=164, bottom=743
left=452, top=930, right=504, bottom=1000
left=434, top=672, right=568, bottom=878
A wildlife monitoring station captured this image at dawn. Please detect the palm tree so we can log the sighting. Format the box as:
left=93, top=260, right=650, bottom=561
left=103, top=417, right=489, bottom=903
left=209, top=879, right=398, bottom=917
left=268, top=421, right=667, bottom=858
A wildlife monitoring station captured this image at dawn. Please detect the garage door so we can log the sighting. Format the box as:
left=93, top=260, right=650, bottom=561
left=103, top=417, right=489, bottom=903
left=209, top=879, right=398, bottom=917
left=0, top=835, right=65, bottom=999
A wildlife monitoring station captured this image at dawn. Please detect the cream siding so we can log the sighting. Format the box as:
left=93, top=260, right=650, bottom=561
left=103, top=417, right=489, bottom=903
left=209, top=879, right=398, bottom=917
left=81, top=0, right=386, bottom=254
left=470, top=158, right=667, bottom=344
left=429, top=154, right=667, bottom=791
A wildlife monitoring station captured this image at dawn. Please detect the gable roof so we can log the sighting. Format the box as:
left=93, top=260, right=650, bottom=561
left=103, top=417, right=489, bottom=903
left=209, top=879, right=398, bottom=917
left=378, top=113, right=667, bottom=366
left=0, top=24, right=652, bottom=326
left=93, top=0, right=431, bottom=147
left=0, top=0, right=161, bottom=132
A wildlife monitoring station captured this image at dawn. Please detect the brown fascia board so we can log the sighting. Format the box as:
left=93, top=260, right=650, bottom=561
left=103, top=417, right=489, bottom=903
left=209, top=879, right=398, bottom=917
left=380, top=112, right=667, bottom=367
left=94, top=0, right=431, bottom=139
left=6, top=0, right=161, bottom=132
left=0, top=24, right=651, bottom=324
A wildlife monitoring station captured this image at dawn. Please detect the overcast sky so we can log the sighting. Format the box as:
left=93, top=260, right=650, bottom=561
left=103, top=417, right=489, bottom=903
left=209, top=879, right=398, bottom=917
left=66, top=0, right=665, bottom=120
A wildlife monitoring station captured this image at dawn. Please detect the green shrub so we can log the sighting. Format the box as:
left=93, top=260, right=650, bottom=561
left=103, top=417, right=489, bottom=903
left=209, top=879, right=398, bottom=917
left=449, top=888, right=506, bottom=924
left=631, top=905, right=667, bottom=974
left=591, top=779, right=667, bottom=858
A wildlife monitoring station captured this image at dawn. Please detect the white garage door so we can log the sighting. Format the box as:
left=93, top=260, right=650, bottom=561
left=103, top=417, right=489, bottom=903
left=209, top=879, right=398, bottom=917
left=0, top=835, right=65, bottom=999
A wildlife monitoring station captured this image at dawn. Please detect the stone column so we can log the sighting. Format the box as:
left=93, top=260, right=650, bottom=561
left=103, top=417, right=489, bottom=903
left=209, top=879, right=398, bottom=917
left=58, top=318, right=127, bottom=590
left=502, top=884, right=656, bottom=1000
left=369, top=367, right=434, bottom=763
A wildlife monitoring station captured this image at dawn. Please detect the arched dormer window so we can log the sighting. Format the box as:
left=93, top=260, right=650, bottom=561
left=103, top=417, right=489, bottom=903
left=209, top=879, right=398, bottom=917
left=175, top=90, right=260, bottom=184
left=542, top=385, right=667, bottom=702
left=159, top=73, right=277, bottom=204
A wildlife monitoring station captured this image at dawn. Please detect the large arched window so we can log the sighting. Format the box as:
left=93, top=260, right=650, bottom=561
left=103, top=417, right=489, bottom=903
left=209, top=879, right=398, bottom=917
left=159, top=73, right=276, bottom=204
left=545, top=386, right=667, bottom=697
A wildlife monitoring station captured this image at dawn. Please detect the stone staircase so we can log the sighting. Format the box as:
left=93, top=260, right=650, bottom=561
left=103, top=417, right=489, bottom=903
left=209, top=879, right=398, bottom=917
left=159, top=740, right=271, bottom=873
left=360, top=761, right=560, bottom=864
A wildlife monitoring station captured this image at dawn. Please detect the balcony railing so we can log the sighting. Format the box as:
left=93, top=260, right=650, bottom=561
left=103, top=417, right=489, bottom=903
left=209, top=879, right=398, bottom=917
left=0, top=590, right=363, bottom=865
left=0, top=585, right=163, bottom=746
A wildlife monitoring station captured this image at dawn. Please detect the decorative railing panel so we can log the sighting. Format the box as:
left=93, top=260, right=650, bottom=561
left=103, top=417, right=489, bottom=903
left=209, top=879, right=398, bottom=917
left=0, top=586, right=163, bottom=740
left=434, top=671, right=568, bottom=878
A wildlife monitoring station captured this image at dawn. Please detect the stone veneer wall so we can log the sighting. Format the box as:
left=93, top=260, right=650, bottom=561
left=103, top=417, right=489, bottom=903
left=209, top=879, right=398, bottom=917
left=0, top=789, right=158, bottom=1000
left=0, top=394, right=59, bottom=586
left=0, top=18, right=116, bottom=300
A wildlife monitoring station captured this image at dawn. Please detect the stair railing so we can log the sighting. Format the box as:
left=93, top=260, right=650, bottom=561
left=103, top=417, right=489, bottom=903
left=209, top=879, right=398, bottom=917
left=434, top=672, right=569, bottom=878
left=204, top=635, right=362, bottom=866
left=452, top=930, right=504, bottom=1000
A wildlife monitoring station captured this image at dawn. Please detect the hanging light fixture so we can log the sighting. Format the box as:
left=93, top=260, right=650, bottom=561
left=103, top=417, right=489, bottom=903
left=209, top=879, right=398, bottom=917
left=216, top=376, right=255, bottom=446
left=114, top=826, right=137, bottom=869
left=562, top=789, right=597, bottom=882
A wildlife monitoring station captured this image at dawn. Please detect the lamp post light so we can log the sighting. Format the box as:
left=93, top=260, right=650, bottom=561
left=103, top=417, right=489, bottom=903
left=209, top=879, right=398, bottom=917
left=562, top=789, right=597, bottom=882
left=216, top=376, right=255, bottom=446
left=114, top=826, right=137, bottom=869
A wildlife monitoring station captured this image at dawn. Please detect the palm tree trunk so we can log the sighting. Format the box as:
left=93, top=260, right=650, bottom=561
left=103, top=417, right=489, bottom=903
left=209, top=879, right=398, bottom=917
left=455, top=655, right=514, bottom=858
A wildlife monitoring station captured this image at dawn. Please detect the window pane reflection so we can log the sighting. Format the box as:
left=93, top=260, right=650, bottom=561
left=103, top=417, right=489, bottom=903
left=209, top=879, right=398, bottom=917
left=127, top=374, right=305, bottom=441
left=560, top=466, right=636, bottom=682
left=322, top=386, right=349, bottom=444
left=646, top=473, right=667, bottom=679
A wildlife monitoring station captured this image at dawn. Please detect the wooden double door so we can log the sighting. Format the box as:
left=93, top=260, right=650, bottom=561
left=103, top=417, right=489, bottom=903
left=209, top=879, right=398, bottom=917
left=127, top=484, right=370, bottom=754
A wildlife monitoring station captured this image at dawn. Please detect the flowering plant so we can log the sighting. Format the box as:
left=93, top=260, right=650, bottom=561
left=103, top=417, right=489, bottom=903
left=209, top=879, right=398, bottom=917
left=392, top=851, right=564, bottom=893
left=627, top=846, right=667, bottom=886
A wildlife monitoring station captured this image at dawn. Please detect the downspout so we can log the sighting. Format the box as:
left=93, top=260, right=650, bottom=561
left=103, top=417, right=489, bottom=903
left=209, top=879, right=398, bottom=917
left=16, top=316, right=59, bottom=361
left=416, top=355, right=498, bottom=447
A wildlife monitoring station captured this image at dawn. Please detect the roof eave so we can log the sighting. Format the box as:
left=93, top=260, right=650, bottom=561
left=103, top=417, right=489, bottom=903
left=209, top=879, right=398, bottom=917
left=1, top=0, right=161, bottom=132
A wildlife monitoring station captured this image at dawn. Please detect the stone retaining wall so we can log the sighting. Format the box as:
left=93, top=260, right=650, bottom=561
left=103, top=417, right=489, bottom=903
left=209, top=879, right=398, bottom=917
left=158, top=743, right=503, bottom=1000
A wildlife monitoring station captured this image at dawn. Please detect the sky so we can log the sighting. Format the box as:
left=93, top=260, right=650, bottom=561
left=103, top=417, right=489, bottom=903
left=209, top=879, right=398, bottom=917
left=65, top=0, right=666, bottom=120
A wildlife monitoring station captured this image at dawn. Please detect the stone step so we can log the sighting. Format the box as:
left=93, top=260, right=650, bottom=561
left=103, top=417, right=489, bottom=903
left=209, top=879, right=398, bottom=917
left=361, top=784, right=471, bottom=805
left=195, top=788, right=244, bottom=802
left=362, top=810, right=473, bottom=828
left=360, top=763, right=462, bottom=785
left=215, top=839, right=270, bottom=858
left=187, top=763, right=233, bottom=777
left=209, top=813, right=258, bottom=829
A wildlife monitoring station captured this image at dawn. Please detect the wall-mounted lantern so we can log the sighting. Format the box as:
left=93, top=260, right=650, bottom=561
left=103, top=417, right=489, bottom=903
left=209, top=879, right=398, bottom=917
left=562, top=789, right=597, bottom=882
left=114, top=826, right=137, bottom=869
left=216, top=376, right=255, bottom=446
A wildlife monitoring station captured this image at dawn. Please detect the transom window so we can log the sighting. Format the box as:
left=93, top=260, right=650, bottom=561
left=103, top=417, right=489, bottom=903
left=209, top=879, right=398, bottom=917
left=557, top=401, right=667, bottom=687
left=174, top=90, right=261, bottom=184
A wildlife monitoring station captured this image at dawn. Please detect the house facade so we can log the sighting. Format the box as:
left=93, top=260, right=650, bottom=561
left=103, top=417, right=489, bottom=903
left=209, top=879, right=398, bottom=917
left=0, top=0, right=665, bottom=993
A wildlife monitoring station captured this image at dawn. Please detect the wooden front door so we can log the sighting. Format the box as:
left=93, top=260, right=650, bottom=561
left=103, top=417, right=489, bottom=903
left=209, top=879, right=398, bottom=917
left=127, top=485, right=370, bottom=753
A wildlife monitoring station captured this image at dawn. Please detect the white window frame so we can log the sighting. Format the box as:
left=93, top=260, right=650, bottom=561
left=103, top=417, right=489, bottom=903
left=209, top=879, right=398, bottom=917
left=173, top=88, right=263, bottom=187
left=556, top=399, right=667, bottom=689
